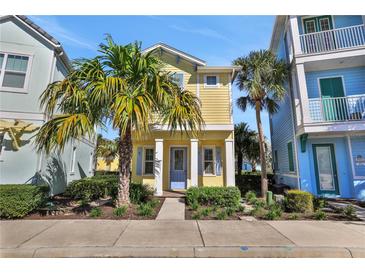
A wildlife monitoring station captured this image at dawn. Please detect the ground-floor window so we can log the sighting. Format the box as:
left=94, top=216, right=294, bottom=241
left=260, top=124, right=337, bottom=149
left=203, top=146, right=215, bottom=175
left=350, top=136, right=365, bottom=178
left=287, top=141, right=295, bottom=172
left=143, top=148, right=154, bottom=175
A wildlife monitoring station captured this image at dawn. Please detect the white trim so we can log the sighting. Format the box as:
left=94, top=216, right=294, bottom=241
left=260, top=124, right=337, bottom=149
left=142, top=146, right=155, bottom=176
left=190, top=139, right=199, bottom=187
left=0, top=51, right=33, bottom=93
left=196, top=73, right=200, bottom=98
left=275, top=173, right=299, bottom=178
left=296, top=46, right=365, bottom=62
left=300, top=15, right=335, bottom=35
left=151, top=124, right=234, bottom=131
left=154, top=139, right=163, bottom=196
left=0, top=110, right=45, bottom=121
left=70, top=143, right=76, bottom=175
left=299, top=120, right=365, bottom=133
left=225, top=139, right=235, bottom=186
left=202, top=145, right=216, bottom=176
left=228, top=73, right=233, bottom=124
left=203, top=74, right=220, bottom=88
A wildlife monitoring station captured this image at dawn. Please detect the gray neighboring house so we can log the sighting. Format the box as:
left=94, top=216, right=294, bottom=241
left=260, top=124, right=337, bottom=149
left=0, top=15, right=96, bottom=194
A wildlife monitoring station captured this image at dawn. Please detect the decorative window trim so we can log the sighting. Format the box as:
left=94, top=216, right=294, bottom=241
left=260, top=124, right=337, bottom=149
left=142, top=146, right=154, bottom=176
left=0, top=51, right=33, bottom=93
left=203, top=145, right=216, bottom=176
left=70, top=145, right=77, bottom=175
left=203, top=75, right=220, bottom=88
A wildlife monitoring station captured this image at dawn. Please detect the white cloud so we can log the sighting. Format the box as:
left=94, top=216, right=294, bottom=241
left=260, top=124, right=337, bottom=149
left=29, top=16, right=96, bottom=51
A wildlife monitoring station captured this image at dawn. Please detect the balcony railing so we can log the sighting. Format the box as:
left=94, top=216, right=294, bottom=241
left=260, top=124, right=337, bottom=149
left=300, top=24, right=365, bottom=54
left=309, top=95, right=365, bottom=123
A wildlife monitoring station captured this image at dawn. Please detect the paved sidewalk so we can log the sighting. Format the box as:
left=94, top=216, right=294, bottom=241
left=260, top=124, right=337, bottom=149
left=0, top=220, right=364, bottom=258
left=156, top=198, right=185, bottom=220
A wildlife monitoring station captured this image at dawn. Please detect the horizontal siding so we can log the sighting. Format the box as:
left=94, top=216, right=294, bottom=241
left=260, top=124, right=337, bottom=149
left=350, top=136, right=365, bottom=177
left=305, top=66, right=365, bottom=98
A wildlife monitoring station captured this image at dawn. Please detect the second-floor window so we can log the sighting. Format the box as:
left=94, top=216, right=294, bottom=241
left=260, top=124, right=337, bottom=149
left=171, top=72, right=184, bottom=89
left=204, top=75, right=219, bottom=88
left=0, top=53, right=31, bottom=91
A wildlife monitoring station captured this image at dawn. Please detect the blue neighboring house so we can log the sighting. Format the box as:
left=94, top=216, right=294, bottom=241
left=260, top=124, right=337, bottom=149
left=269, top=16, right=365, bottom=200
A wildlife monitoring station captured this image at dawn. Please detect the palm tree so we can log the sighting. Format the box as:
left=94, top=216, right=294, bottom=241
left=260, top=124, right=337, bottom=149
left=233, top=50, right=288, bottom=198
left=35, top=36, right=204, bottom=206
left=96, top=136, right=119, bottom=170
left=234, top=122, right=256, bottom=173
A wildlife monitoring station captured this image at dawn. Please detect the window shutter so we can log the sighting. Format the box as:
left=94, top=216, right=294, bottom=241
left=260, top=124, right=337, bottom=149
left=136, top=147, right=143, bottom=176
left=198, top=148, right=202, bottom=175
left=287, top=142, right=294, bottom=172
left=215, top=147, right=222, bottom=176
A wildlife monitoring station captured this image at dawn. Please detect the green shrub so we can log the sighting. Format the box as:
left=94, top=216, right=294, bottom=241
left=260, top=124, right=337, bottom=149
left=192, top=212, right=201, bottom=220
left=200, top=207, right=212, bottom=217
left=253, top=199, right=266, bottom=209
left=113, top=206, right=128, bottom=217
left=186, top=187, right=241, bottom=208
left=314, top=209, right=327, bottom=220
left=265, top=203, right=282, bottom=220
left=285, top=190, right=313, bottom=213
left=216, top=209, right=228, bottom=220
left=137, top=203, right=153, bottom=217
left=89, top=207, right=102, bottom=218
left=65, top=175, right=153, bottom=204
left=313, top=197, right=327, bottom=210
left=343, top=205, right=356, bottom=218
left=0, top=184, right=49, bottom=219
left=245, top=191, right=257, bottom=204
left=237, top=204, right=245, bottom=213
left=225, top=207, right=236, bottom=216
left=147, top=198, right=160, bottom=209
left=288, top=213, right=299, bottom=220
left=250, top=207, right=266, bottom=218
left=191, top=201, right=199, bottom=211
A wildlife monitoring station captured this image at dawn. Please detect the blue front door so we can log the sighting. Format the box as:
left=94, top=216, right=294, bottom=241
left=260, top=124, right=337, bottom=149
left=170, top=147, right=187, bottom=189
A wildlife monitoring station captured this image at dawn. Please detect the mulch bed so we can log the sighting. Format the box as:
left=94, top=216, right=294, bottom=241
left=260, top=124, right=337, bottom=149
left=185, top=206, right=243, bottom=220
left=24, top=195, right=165, bottom=220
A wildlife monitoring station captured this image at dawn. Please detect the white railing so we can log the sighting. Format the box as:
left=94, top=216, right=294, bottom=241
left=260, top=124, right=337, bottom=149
left=300, top=25, right=365, bottom=54
left=309, top=95, right=365, bottom=122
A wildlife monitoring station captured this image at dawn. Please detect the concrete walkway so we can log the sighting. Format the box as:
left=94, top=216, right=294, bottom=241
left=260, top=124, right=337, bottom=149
left=156, top=198, right=185, bottom=220
left=0, top=220, right=364, bottom=258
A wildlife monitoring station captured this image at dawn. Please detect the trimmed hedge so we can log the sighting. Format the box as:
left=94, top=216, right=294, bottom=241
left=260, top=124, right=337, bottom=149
left=65, top=175, right=153, bottom=204
left=235, top=174, right=274, bottom=196
left=186, top=186, right=241, bottom=208
left=0, top=184, right=49, bottom=219
left=285, top=190, right=313, bottom=213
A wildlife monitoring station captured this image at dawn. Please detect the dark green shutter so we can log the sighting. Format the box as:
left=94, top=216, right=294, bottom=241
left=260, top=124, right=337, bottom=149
left=287, top=142, right=294, bottom=172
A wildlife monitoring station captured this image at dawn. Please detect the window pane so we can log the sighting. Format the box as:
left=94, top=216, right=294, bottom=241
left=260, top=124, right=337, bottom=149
left=174, top=150, right=184, bottom=170
left=145, top=149, right=154, bottom=161
left=206, top=76, right=217, bottom=85
left=172, top=73, right=184, bottom=88
left=2, top=72, right=26, bottom=88
left=6, top=55, right=29, bottom=72
left=144, top=161, right=154, bottom=174
left=0, top=54, right=4, bottom=67
left=204, top=148, right=213, bottom=161
left=204, top=161, right=214, bottom=174
left=305, top=20, right=316, bottom=33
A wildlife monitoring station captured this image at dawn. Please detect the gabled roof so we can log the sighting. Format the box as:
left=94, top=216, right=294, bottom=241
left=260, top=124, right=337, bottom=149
left=269, top=16, right=287, bottom=53
left=0, top=15, right=71, bottom=70
left=143, top=43, right=206, bottom=66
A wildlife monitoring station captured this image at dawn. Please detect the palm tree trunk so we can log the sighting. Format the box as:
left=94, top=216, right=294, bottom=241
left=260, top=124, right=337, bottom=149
left=116, top=123, right=132, bottom=206
left=237, top=152, right=243, bottom=174
left=255, top=101, right=268, bottom=198
left=251, top=161, right=257, bottom=172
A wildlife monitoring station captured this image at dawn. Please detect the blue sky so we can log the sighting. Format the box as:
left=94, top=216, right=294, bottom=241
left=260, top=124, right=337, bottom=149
left=30, top=15, right=275, bottom=140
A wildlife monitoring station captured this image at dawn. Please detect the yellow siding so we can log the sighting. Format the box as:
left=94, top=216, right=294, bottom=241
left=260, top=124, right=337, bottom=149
left=96, top=157, right=118, bottom=171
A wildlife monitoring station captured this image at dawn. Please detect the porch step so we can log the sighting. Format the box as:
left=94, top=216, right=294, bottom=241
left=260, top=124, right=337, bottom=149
left=162, top=190, right=186, bottom=198
left=156, top=198, right=185, bottom=220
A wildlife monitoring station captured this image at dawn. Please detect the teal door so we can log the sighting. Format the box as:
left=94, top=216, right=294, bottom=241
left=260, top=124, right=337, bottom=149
left=303, top=16, right=335, bottom=52
left=312, top=144, right=339, bottom=195
left=319, top=77, right=347, bottom=121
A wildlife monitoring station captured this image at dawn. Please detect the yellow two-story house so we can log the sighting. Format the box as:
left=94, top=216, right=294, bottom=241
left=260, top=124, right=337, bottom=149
left=131, top=43, right=239, bottom=195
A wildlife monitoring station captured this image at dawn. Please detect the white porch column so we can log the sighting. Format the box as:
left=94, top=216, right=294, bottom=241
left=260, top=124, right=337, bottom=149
left=289, top=15, right=302, bottom=55
left=190, top=139, right=199, bottom=187
left=155, top=139, right=163, bottom=196
left=296, top=63, right=311, bottom=124
left=225, top=139, right=235, bottom=187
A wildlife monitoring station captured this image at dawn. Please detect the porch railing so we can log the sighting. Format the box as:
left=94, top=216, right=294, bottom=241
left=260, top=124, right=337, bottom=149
left=300, top=24, right=365, bottom=54
left=308, top=95, right=365, bottom=122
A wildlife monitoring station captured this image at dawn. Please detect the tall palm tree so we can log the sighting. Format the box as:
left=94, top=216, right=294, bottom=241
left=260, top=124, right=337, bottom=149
left=234, top=122, right=256, bottom=173
left=233, top=50, right=288, bottom=198
left=35, top=36, right=203, bottom=206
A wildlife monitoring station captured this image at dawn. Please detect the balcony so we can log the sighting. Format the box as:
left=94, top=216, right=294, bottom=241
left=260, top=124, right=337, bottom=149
left=299, top=25, right=365, bottom=54
left=309, top=95, right=365, bottom=123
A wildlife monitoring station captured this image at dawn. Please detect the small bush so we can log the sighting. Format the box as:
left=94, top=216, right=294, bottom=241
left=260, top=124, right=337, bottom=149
left=216, top=209, right=228, bottom=220
left=65, top=175, right=153, bottom=204
left=0, top=184, right=49, bottom=219
left=313, top=197, right=327, bottom=210
left=225, top=207, right=236, bottom=216
left=288, top=213, right=299, bottom=220
left=253, top=199, right=266, bottom=209
left=147, top=199, right=160, bottom=209
left=192, top=212, right=201, bottom=220
left=250, top=207, right=266, bottom=218
left=200, top=207, right=212, bottom=217
left=285, top=190, right=313, bottom=213
left=90, top=207, right=102, bottom=218
left=113, top=206, right=128, bottom=217
left=237, top=204, right=245, bottom=213
left=343, top=205, right=356, bottom=218
left=137, top=203, right=153, bottom=217
left=245, top=191, right=257, bottom=204
left=265, top=203, right=282, bottom=220
left=191, top=201, right=199, bottom=211
left=186, top=187, right=241, bottom=208
left=314, top=209, right=327, bottom=220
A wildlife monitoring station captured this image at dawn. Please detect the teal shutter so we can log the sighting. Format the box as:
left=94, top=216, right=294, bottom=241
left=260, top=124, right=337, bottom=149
left=136, top=147, right=143, bottom=175
left=215, top=147, right=222, bottom=176
left=198, top=148, right=202, bottom=175
left=287, top=142, right=294, bottom=172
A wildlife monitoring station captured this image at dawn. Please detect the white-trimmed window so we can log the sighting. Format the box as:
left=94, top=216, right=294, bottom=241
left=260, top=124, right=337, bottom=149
left=143, top=147, right=154, bottom=175
left=204, top=75, right=219, bottom=88
left=0, top=52, right=32, bottom=92
left=171, top=72, right=184, bottom=89
left=203, top=146, right=215, bottom=175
